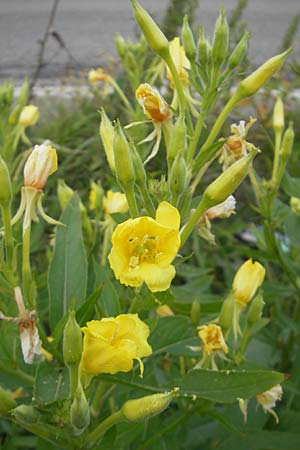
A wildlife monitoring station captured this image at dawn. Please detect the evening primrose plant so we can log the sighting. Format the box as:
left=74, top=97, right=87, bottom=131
left=0, top=2, right=299, bottom=449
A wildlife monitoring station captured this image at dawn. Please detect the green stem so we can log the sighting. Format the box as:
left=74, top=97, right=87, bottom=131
left=235, top=324, right=251, bottom=364
left=68, top=364, right=79, bottom=399
left=22, top=225, right=33, bottom=308
left=1, top=204, right=14, bottom=267
left=138, top=183, right=156, bottom=217
left=101, top=221, right=113, bottom=266
left=86, top=410, right=124, bottom=449
left=0, top=362, right=34, bottom=385
left=271, top=130, right=282, bottom=185
left=164, top=53, right=186, bottom=113
left=187, top=106, right=206, bottom=165
left=180, top=198, right=208, bottom=246
left=124, top=183, right=139, bottom=218
left=90, top=381, right=107, bottom=417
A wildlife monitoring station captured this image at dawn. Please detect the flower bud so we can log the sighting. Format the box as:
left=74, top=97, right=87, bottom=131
left=131, top=0, right=169, bottom=59
left=169, top=151, right=187, bottom=199
left=281, top=121, right=294, bottom=161
left=182, top=15, right=196, bottom=61
left=70, top=383, right=90, bottom=434
left=13, top=404, right=39, bottom=424
left=219, top=295, right=235, bottom=332
left=115, top=33, right=126, bottom=58
left=212, top=7, right=229, bottom=70
left=236, top=49, right=291, bottom=99
left=203, top=147, right=259, bottom=208
left=191, top=299, right=201, bottom=326
left=0, top=387, right=17, bottom=416
left=89, top=181, right=104, bottom=212
left=273, top=95, right=285, bottom=134
left=156, top=304, right=174, bottom=317
left=121, top=391, right=175, bottom=422
left=113, top=121, right=136, bottom=188
left=197, top=28, right=210, bottom=69
left=99, top=109, right=115, bottom=172
left=0, top=155, right=12, bottom=208
left=227, top=32, right=249, bottom=70
left=247, top=291, right=265, bottom=325
left=167, top=114, right=186, bottom=168
left=19, top=105, right=39, bottom=128
left=63, top=310, right=82, bottom=367
left=57, top=179, right=74, bottom=210
left=0, top=81, right=14, bottom=107
left=8, top=104, right=22, bottom=125
left=24, top=143, right=57, bottom=190
left=233, top=259, right=266, bottom=306
left=290, top=196, right=300, bottom=215
left=18, top=79, right=29, bottom=107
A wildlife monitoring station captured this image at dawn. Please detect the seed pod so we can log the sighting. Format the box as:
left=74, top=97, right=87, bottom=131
left=182, top=15, right=196, bottom=61
left=121, top=391, right=175, bottom=422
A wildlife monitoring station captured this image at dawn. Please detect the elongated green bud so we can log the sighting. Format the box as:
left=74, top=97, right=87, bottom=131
left=182, top=15, right=196, bottom=61
left=235, top=49, right=291, bottom=99
left=191, top=299, right=201, bottom=326
left=212, top=7, right=229, bottom=69
left=247, top=292, right=264, bottom=325
left=131, top=0, right=169, bottom=59
left=227, top=32, right=249, bottom=70
left=115, top=33, right=126, bottom=58
left=169, top=151, right=187, bottom=199
left=8, top=104, right=22, bottom=125
left=197, top=28, right=209, bottom=67
left=71, top=384, right=90, bottom=434
left=121, top=390, right=177, bottom=422
left=13, top=405, right=39, bottom=424
left=0, top=387, right=16, bottom=416
left=203, top=147, right=259, bottom=207
left=18, top=79, right=29, bottom=107
left=63, top=311, right=82, bottom=367
left=0, top=81, right=14, bottom=107
left=167, top=114, right=187, bottom=168
left=57, top=179, right=74, bottom=211
left=131, top=143, right=147, bottom=186
left=281, top=121, right=294, bottom=160
left=0, top=156, right=12, bottom=207
left=219, top=295, right=235, bottom=332
left=273, top=95, right=284, bottom=134
left=113, top=121, right=136, bottom=188
left=100, top=108, right=115, bottom=172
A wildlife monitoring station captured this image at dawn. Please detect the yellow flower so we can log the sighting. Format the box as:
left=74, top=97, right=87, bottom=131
left=24, top=143, right=58, bottom=190
left=198, top=324, right=228, bottom=355
left=108, top=201, right=180, bottom=292
left=19, top=105, right=39, bottom=127
left=103, top=190, right=128, bottom=217
left=88, top=68, right=108, bottom=85
left=166, top=37, right=191, bottom=88
left=81, top=314, right=152, bottom=376
left=136, top=83, right=171, bottom=123
left=233, top=259, right=266, bottom=305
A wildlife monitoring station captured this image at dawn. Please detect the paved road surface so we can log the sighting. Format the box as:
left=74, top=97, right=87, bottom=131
left=0, top=0, right=299, bottom=81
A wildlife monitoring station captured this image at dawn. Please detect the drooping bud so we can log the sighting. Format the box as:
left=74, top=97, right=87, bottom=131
left=100, top=108, right=115, bottom=172
left=19, top=105, right=39, bottom=128
left=0, top=155, right=12, bottom=207
left=203, top=147, right=259, bottom=208
left=131, top=0, right=169, bottom=59
left=212, top=7, right=229, bottom=70
left=182, top=15, right=196, bottom=62
left=273, top=95, right=285, bottom=134
left=167, top=114, right=187, bottom=168
left=13, top=404, right=39, bottom=424
left=113, top=121, right=136, bottom=188
left=121, top=390, right=176, bottom=422
left=227, top=32, right=249, bottom=70
left=0, top=387, right=17, bottom=416
left=63, top=311, right=82, bottom=367
left=24, top=143, right=57, bottom=190
left=70, top=383, right=90, bottom=434
left=235, top=49, right=291, bottom=100
left=247, top=291, right=265, bottom=325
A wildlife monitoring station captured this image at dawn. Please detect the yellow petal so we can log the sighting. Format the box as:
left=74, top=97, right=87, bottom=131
left=155, top=201, right=180, bottom=230
left=141, top=263, right=176, bottom=292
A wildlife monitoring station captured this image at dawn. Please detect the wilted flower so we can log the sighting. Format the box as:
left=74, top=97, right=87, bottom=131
left=198, top=324, right=228, bottom=355
left=19, top=105, right=39, bottom=128
left=81, top=314, right=152, bottom=377
left=198, top=196, right=236, bottom=244
left=108, top=201, right=180, bottom=292
left=233, top=259, right=266, bottom=306
left=24, top=143, right=57, bottom=190
left=256, top=384, right=283, bottom=423
left=220, top=117, right=256, bottom=170
left=167, top=37, right=191, bottom=88
left=88, top=68, right=108, bottom=85
left=103, top=190, right=128, bottom=217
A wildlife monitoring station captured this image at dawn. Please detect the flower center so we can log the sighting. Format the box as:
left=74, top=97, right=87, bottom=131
left=128, top=234, right=162, bottom=269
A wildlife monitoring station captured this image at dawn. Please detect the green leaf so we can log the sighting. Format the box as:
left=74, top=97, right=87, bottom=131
left=217, top=430, right=300, bottom=450
left=281, top=172, right=300, bottom=197
left=48, top=194, right=88, bottom=331
left=76, top=285, right=103, bottom=326
left=176, top=368, right=285, bottom=403
left=194, top=139, right=226, bottom=171
left=96, top=267, right=121, bottom=317
left=34, top=362, right=69, bottom=405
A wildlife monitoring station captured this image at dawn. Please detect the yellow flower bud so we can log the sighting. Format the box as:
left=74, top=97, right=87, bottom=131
left=198, top=324, right=228, bottom=355
left=156, top=304, right=174, bottom=317
left=167, top=37, right=191, bottom=88
left=121, top=391, right=175, bottom=422
left=63, top=311, right=82, bottom=367
left=203, top=147, right=259, bottom=208
left=0, top=387, right=17, bottom=416
left=99, top=108, right=115, bottom=172
left=19, top=105, right=39, bottom=127
left=136, top=83, right=171, bottom=122
left=24, top=143, right=58, bottom=190
left=81, top=314, right=152, bottom=377
left=233, top=259, right=265, bottom=305
left=131, top=0, right=169, bottom=59
left=236, top=49, right=291, bottom=99
left=273, top=95, right=284, bottom=134
left=0, top=156, right=12, bottom=208
left=103, top=190, right=128, bottom=217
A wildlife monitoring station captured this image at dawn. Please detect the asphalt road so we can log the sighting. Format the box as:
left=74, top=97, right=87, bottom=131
left=0, top=0, right=299, bottom=81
